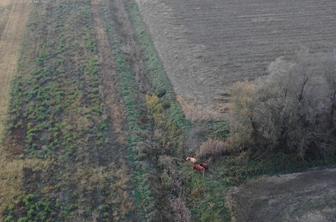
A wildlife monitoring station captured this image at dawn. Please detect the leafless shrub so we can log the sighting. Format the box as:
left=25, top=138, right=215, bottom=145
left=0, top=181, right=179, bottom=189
left=229, top=51, right=336, bottom=160
left=170, top=197, right=191, bottom=222
left=197, top=138, right=230, bottom=159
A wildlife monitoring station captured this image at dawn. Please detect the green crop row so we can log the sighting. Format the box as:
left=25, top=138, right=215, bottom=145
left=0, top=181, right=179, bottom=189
left=100, top=4, right=158, bottom=221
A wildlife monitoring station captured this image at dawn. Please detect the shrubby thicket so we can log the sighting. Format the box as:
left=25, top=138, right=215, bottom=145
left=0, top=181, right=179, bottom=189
left=229, top=51, right=336, bottom=160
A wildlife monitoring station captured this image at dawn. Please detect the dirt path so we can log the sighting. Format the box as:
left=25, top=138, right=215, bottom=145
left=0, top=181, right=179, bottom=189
left=0, top=0, right=31, bottom=142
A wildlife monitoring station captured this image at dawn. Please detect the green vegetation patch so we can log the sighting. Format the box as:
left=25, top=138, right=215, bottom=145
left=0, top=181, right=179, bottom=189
left=4, top=0, right=134, bottom=220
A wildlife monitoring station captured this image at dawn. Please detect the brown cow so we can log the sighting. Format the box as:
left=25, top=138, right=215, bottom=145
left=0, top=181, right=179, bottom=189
left=193, top=164, right=206, bottom=176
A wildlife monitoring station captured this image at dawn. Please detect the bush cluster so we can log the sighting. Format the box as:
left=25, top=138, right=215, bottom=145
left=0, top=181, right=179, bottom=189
left=230, top=51, right=336, bottom=160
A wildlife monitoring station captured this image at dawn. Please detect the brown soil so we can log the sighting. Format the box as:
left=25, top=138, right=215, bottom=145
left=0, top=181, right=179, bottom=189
left=227, top=168, right=336, bottom=222
left=135, top=0, right=336, bottom=120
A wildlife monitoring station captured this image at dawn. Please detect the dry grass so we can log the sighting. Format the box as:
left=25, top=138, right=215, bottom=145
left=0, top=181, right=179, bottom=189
left=177, top=96, right=226, bottom=122
left=197, top=138, right=231, bottom=159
